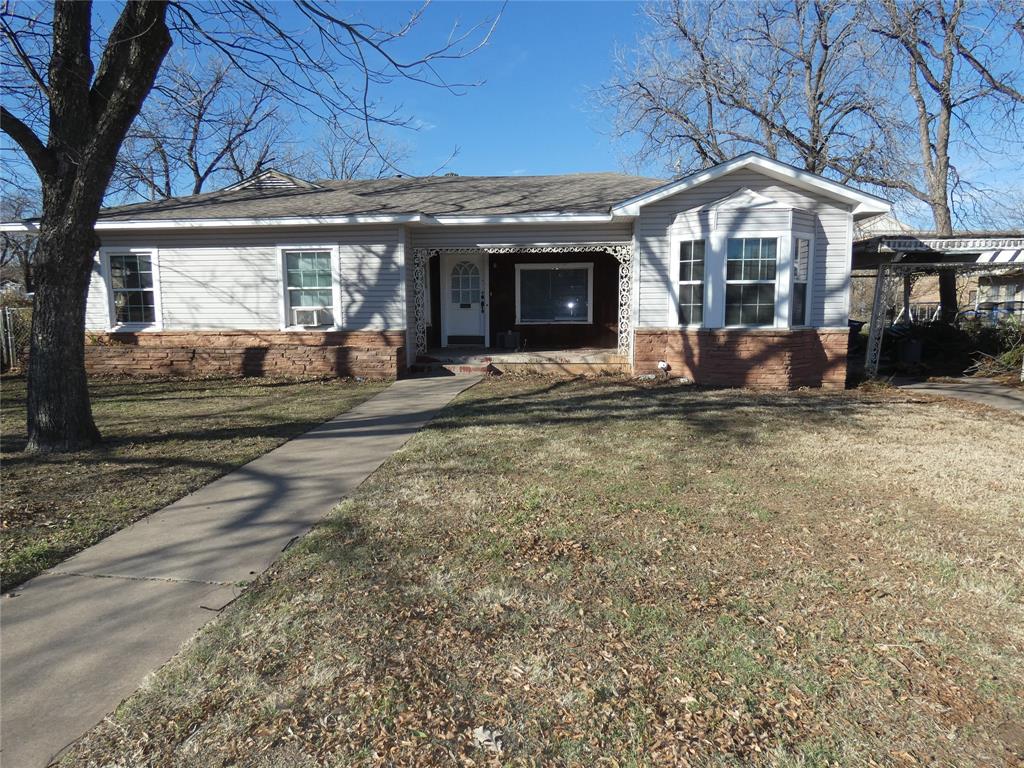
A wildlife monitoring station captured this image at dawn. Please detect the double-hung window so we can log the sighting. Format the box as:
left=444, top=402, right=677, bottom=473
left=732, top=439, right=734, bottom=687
left=791, top=237, right=810, bottom=326
left=678, top=240, right=705, bottom=325
left=725, top=237, right=777, bottom=326
left=284, top=249, right=334, bottom=327
left=109, top=252, right=157, bottom=325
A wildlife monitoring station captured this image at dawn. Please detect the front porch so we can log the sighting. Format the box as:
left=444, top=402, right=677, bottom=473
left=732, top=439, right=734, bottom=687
left=409, top=242, right=635, bottom=373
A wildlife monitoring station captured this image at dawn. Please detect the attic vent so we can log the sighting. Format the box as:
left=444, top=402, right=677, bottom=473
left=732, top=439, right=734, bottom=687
left=251, top=174, right=299, bottom=190
left=222, top=169, right=320, bottom=193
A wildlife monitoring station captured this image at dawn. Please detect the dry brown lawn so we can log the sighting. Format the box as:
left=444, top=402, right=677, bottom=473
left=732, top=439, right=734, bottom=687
left=1, top=376, right=385, bottom=588
left=58, top=378, right=1024, bottom=767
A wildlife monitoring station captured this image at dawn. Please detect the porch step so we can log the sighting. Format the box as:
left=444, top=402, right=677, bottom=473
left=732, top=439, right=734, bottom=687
left=409, top=362, right=495, bottom=377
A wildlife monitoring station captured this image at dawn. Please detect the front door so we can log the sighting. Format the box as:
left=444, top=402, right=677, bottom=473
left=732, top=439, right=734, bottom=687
left=442, top=252, right=487, bottom=345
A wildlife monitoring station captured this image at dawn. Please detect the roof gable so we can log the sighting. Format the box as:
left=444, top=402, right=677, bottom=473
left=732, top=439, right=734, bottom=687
left=611, top=153, right=890, bottom=217
left=222, top=169, right=321, bottom=192
left=695, top=187, right=787, bottom=211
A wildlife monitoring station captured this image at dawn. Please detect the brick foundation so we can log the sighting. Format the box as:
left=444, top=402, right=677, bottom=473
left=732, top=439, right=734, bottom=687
left=85, top=331, right=406, bottom=380
left=633, top=328, right=849, bottom=389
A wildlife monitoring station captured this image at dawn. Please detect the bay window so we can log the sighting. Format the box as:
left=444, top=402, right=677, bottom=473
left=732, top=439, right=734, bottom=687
left=678, top=239, right=705, bottom=325
left=725, top=237, right=777, bottom=326
left=791, top=237, right=810, bottom=326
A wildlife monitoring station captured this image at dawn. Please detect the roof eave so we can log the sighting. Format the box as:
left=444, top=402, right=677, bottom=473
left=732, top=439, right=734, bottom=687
left=92, top=213, right=428, bottom=230
left=3, top=210, right=637, bottom=232
left=0, top=221, right=37, bottom=233
left=428, top=212, right=628, bottom=226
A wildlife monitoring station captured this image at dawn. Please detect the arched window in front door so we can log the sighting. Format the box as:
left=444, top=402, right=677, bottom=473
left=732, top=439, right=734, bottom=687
left=451, top=261, right=481, bottom=305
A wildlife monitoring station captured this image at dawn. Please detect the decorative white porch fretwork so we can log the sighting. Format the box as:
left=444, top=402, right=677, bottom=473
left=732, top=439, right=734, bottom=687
left=410, top=243, right=634, bottom=358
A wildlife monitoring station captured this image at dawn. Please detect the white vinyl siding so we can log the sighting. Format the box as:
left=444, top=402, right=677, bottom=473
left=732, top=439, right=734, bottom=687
left=338, top=229, right=404, bottom=330
left=95, top=226, right=403, bottom=331
left=635, top=169, right=853, bottom=328
left=85, top=256, right=113, bottom=330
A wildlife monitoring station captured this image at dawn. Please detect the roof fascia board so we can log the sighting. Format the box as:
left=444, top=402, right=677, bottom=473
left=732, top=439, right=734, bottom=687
left=612, top=154, right=890, bottom=216
left=429, top=213, right=624, bottom=226
left=90, top=214, right=427, bottom=230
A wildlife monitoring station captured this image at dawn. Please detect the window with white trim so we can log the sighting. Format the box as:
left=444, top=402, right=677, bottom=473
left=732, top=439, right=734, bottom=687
left=284, top=249, right=334, bottom=326
left=791, top=237, right=810, bottom=326
left=109, top=252, right=156, bottom=324
left=516, top=263, right=592, bottom=324
left=725, top=237, right=777, bottom=326
left=678, top=239, right=705, bottom=325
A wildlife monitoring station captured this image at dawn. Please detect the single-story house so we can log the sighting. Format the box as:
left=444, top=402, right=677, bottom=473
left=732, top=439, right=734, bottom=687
left=8, top=153, right=893, bottom=387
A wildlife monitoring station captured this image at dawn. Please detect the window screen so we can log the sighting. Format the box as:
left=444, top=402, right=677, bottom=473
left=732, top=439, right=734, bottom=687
left=285, top=250, right=334, bottom=325
left=110, top=253, right=156, bottom=324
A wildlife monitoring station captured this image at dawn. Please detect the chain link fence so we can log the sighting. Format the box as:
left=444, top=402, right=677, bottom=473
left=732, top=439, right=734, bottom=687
left=1, top=306, right=32, bottom=372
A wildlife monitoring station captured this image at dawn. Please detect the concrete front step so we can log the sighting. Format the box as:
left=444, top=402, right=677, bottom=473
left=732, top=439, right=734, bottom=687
left=409, top=362, right=494, bottom=376
left=409, top=360, right=631, bottom=377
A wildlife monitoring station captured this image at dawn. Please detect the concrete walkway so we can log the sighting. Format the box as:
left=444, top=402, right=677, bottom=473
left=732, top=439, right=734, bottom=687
left=896, top=377, right=1024, bottom=414
left=1, top=376, right=479, bottom=768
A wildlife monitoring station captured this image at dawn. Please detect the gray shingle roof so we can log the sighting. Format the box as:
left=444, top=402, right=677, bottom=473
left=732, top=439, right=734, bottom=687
left=98, top=173, right=667, bottom=221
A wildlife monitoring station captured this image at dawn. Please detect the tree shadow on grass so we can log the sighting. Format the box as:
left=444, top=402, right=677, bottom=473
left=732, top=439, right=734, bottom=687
left=425, top=377, right=898, bottom=445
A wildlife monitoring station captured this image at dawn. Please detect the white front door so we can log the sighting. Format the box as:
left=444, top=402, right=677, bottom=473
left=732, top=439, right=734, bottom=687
left=442, top=252, right=487, bottom=345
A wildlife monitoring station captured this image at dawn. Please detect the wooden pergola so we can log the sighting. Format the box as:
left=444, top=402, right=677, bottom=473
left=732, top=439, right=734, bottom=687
left=853, top=234, right=1024, bottom=379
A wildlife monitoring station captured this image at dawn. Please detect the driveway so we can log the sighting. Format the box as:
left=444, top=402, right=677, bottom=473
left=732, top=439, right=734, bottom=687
left=895, top=377, right=1024, bottom=414
left=0, top=376, right=479, bottom=768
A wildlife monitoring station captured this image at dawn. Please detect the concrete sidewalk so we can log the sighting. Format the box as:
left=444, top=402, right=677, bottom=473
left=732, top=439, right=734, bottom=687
left=896, top=377, right=1024, bottom=414
left=1, top=375, right=479, bottom=768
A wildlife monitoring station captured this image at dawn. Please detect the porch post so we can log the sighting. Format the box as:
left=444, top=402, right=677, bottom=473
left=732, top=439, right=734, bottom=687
left=411, top=248, right=431, bottom=355
left=610, top=243, right=634, bottom=359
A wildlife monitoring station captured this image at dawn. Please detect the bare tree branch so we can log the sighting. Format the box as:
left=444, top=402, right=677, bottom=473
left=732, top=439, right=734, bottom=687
left=0, top=104, right=54, bottom=177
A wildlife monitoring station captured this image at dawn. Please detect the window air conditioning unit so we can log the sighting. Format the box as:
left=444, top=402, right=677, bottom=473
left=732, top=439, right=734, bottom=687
left=292, top=306, right=326, bottom=327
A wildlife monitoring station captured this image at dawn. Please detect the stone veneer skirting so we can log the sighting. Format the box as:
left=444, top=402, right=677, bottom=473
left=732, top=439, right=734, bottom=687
left=85, top=331, right=407, bottom=380
left=633, top=328, right=849, bottom=389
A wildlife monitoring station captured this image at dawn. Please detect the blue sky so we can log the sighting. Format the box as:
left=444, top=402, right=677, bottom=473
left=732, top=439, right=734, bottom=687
left=345, top=1, right=648, bottom=177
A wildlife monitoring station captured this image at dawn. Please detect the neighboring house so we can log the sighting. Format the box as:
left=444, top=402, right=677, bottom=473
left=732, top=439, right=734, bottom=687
left=1, top=153, right=891, bottom=388
left=853, top=230, right=1024, bottom=323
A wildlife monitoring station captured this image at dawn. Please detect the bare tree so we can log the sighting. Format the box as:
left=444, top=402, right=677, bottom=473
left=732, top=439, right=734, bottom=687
left=1, top=1, right=499, bottom=452
left=863, top=0, right=1024, bottom=320
left=606, top=0, right=1024, bottom=322
left=288, top=117, right=410, bottom=181
left=0, top=191, right=39, bottom=292
left=604, top=0, right=893, bottom=178
left=111, top=58, right=283, bottom=200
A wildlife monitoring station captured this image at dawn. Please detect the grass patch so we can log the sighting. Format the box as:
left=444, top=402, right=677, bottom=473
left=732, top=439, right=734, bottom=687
left=1, top=375, right=385, bottom=588
left=58, top=378, right=1024, bottom=766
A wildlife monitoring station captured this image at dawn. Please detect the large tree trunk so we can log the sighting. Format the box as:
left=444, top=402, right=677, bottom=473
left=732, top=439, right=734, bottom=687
left=930, top=199, right=959, bottom=324
left=26, top=223, right=101, bottom=451
left=3, top=1, right=172, bottom=452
